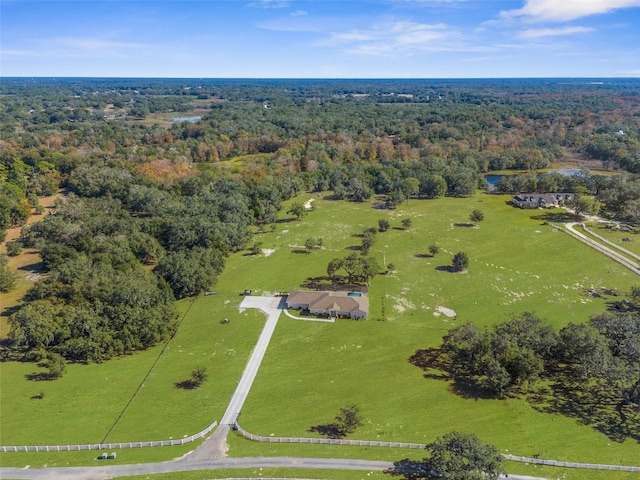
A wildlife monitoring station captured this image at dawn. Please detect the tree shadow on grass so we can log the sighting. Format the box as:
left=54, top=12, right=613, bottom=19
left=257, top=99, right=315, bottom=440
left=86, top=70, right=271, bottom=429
left=530, top=212, right=574, bottom=223
left=453, top=222, right=475, bottom=227
left=292, top=249, right=310, bottom=254
left=300, top=275, right=333, bottom=290
left=18, top=261, right=46, bottom=274
left=409, top=349, right=497, bottom=400
left=527, top=379, right=640, bottom=443
left=322, top=194, right=343, bottom=201
left=0, top=304, right=21, bottom=319
left=449, top=378, right=497, bottom=400
left=308, top=423, right=346, bottom=439
left=384, top=458, right=428, bottom=478
left=414, top=253, right=433, bottom=259
left=174, top=380, right=199, bottom=390
left=409, top=349, right=451, bottom=381
left=0, top=338, right=23, bottom=362
left=435, top=265, right=458, bottom=273
left=25, top=372, right=57, bottom=381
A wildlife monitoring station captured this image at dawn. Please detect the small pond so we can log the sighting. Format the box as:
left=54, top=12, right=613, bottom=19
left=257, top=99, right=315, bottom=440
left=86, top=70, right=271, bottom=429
left=485, top=174, right=504, bottom=188
left=172, top=115, right=202, bottom=123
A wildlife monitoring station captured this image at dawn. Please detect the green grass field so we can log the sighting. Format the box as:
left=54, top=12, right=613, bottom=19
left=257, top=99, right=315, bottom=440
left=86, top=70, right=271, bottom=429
left=197, top=153, right=272, bottom=175
left=0, top=296, right=266, bottom=446
left=1, top=192, right=638, bottom=476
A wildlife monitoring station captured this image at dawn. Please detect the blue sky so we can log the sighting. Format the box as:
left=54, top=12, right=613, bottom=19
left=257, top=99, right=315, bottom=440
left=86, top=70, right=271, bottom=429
left=1, top=0, right=640, bottom=78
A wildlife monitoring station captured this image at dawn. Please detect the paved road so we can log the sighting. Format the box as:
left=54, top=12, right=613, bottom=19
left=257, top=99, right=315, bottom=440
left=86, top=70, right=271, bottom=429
left=0, top=457, right=549, bottom=480
left=184, top=296, right=284, bottom=461
left=563, top=222, right=640, bottom=275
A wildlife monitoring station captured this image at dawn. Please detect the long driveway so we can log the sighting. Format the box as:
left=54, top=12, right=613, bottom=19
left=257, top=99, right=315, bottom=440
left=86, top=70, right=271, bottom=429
left=563, top=222, right=640, bottom=275
left=184, top=295, right=284, bottom=461
left=221, top=295, right=284, bottom=426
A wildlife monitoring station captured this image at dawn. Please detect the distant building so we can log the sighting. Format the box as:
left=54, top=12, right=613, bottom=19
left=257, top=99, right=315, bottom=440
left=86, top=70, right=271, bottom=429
left=616, top=130, right=625, bottom=137
left=511, top=193, right=574, bottom=209
left=286, top=290, right=369, bottom=319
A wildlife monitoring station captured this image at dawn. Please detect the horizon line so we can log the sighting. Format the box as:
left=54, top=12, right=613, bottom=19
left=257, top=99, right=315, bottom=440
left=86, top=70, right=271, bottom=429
left=2, top=75, right=639, bottom=80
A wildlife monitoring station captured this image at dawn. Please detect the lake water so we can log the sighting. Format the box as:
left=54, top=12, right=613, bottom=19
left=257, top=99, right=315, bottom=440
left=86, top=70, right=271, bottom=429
left=172, top=115, right=202, bottom=123
left=485, top=174, right=503, bottom=188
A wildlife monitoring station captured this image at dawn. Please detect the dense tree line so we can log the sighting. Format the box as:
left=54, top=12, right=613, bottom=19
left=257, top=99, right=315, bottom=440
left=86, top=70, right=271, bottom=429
left=8, top=166, right=279, bottom=361
left=3, top=78, right=639, bottom=238
left=2, top=78, right=639, bottom=366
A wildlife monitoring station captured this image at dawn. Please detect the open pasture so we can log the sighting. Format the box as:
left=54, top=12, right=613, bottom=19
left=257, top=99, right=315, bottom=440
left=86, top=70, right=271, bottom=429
left=235, top=192, right=639, bottom=465
left=0, top=295, right=265, bottom=448
left=1, top=192, right=638, bottom=472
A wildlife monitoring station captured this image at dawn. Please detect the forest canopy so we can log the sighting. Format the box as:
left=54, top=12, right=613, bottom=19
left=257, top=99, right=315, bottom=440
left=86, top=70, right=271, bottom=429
left=1, top=78, right=640, bottom=363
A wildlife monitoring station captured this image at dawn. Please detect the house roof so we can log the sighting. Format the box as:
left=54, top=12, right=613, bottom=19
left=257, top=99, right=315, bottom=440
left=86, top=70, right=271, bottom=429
left=287, top=290, right=369, bottom=315
left=514, top=193, right=574, bottom=203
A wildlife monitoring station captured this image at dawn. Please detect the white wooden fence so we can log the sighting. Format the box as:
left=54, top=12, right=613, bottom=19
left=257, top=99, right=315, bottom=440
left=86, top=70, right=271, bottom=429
left=0, top=420, right=217, bottom=452
left=234, top=423, right=640, bottom=472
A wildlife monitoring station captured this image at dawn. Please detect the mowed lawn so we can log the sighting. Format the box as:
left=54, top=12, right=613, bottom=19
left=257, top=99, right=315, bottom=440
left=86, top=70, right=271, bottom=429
left=1, top=192, right=638, bottom=469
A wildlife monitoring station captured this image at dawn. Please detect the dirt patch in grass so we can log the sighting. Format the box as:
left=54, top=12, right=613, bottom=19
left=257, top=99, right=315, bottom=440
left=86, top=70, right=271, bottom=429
left=433, top=306, right=457, bottom=318
left=393, top=297, right=415, bottom=312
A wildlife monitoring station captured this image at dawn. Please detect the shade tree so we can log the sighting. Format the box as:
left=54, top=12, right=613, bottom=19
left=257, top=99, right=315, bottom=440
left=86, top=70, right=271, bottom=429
left=451, top=251, right=469, bottom=272
left=0, top=254, right=17, bottom=292
left=386, top=431, right=503, bottom=480
left=287, top=201, right=306, bottom=220
left=327, top=253, right=380, bottom=284
left=469, top=209, right=484, bottom=225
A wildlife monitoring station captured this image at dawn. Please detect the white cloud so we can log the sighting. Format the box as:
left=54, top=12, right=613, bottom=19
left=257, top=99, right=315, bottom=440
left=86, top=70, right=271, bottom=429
left=2, top=36, right=153, bottom=60
left=518, top=26, right=595, bottom=38
left=53, top=37, right=148, bottom=51
left=323, top=21, right=458, bottom=56
left=291, top=10, right=308, bottom=16
left=502, top=0, right=640, bottom=22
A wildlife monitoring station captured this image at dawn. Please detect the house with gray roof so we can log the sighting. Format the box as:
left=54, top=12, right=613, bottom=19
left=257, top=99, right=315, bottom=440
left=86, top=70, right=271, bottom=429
left=286, top=290, right=369, bottom=319
left=512, top=193, right=574, bottom=209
